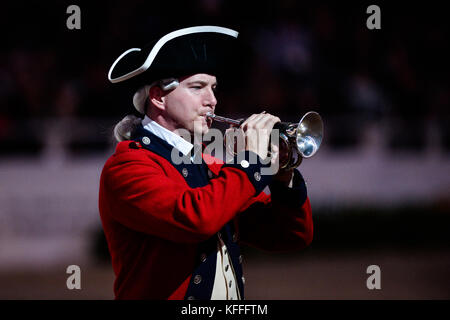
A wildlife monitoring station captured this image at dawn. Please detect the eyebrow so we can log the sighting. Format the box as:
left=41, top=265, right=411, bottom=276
left=186, top=80, right=218, bottom=86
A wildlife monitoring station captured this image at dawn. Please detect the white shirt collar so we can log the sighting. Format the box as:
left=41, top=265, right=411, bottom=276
left=142, top=115, right=194, bottom=156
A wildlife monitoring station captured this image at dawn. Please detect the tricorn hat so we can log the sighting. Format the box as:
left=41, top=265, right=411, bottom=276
left=108, top=25, right=239, bottom=87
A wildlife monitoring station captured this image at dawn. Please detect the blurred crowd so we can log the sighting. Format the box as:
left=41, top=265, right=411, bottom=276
left=0, top=0, right=448, bottom=155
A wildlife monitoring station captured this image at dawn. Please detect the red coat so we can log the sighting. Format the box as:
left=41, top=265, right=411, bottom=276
left=98, top=129, right=313, bottom=300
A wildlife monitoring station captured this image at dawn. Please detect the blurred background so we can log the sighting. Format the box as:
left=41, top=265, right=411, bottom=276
left=0, top=0, right=449, bottom=299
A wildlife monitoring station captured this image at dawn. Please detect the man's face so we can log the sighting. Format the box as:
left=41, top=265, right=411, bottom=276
left=164, top=73, right=217, bottom=134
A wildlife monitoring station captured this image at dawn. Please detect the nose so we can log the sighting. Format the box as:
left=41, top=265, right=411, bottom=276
left=203, top=87, right=217, bottom=109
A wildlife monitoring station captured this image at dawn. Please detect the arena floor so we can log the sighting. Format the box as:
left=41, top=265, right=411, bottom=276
left=1, top=246, right=448, bottom=300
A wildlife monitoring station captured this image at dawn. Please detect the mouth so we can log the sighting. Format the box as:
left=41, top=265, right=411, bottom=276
left=200, top=113, right=213, bottom=127
left=206, top=116, right=213, bottom=128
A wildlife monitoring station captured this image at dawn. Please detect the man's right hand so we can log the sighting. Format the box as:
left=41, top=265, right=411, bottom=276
left=240, top=112, right=281, bottom=161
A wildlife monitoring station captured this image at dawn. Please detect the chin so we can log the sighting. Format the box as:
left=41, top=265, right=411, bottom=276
left=191, top=124, right=208, bottom=135
left=192, top=119, right=210, bottom=135
left=197, top=126, right=210, bottom=135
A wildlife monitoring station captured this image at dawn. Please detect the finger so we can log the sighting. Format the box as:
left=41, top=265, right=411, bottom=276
left=270, top=142, right=279, bottom=160
left=270, top=143, right=280, bottom=168
left=270, top=142, right=279, bottom=154
left=251, top=113, right=271, bottom=128
left=240, top=114, right=258, bottom=131
left=242, top=113, right=266, bottom=131
left=225, top=127, right=235, bottom=135
left=255, top=114, right=280, bottom=130
left=248, top=113, right=272, bottom=128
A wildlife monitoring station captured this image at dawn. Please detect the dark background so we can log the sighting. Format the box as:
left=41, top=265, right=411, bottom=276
left=0, top=0, right=449, bottom=299
left=1, top=1, right=449, bottom=152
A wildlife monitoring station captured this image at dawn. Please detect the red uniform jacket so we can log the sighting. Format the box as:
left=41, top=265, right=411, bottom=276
left=98, top=126, right=313, bottom=299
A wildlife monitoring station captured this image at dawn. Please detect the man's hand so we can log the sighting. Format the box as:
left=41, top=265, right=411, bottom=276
left=240, top=112, right=280, bottom=160
left=238, top=111, right=296, bottom=186
left=270, top=142, right=295, bottom=187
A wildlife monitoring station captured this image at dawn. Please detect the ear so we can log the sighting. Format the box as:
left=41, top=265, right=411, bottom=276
left=149, top=86, right=166, bottom=111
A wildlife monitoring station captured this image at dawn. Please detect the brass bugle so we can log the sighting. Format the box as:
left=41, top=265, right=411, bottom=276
left=206, top=111, right=324, bottom=169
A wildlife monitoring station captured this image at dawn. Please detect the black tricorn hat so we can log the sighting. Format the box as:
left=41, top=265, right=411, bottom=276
left=108, top=26, right=239, bottom=88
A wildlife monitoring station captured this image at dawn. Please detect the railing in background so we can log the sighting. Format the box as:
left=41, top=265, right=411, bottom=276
left=0, top=115, right=449, bottom=269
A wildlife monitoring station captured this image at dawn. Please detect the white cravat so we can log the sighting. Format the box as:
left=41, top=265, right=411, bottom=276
left=142, top=116, right=194, bottom=157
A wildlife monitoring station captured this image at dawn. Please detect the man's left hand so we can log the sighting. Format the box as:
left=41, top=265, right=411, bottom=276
left=270, top=142, right=294, bottom=187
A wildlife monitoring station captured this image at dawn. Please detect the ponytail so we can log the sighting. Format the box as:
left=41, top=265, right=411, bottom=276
left=113, top=114, right=142, bottom=142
